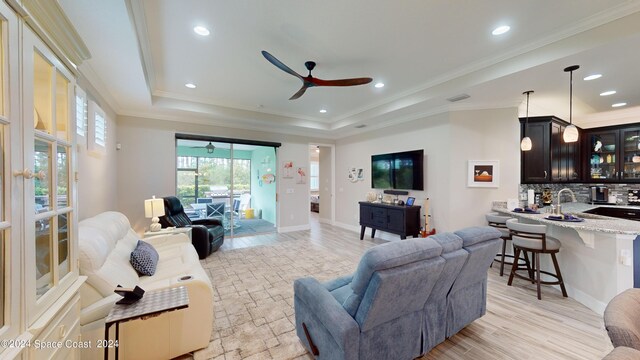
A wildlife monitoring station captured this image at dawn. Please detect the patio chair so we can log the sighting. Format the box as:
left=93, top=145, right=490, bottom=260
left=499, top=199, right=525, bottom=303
left=206, top=202, right=225, bottom=220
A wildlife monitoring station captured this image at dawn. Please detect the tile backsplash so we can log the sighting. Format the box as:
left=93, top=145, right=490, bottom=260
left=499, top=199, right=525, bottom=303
left=519, top=183, right=640, bottom=205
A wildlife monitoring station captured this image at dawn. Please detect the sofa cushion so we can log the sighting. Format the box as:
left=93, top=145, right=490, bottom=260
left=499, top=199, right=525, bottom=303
left=427, top=232, right=463, bottom=253
left=454, top=226, right=502, bottom=247
left=130, top=240, right=159, bottom=276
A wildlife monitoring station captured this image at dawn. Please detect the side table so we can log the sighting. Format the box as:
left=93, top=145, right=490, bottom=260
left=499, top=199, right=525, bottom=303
left=104, top=286, right=190, bottom=360
left=143, top=226, right=192, bottom=241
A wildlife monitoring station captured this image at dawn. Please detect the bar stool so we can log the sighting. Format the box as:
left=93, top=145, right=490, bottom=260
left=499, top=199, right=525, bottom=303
left=485, top=212, right=523, bottom=276
left=506, top=218, right=567, bottom=300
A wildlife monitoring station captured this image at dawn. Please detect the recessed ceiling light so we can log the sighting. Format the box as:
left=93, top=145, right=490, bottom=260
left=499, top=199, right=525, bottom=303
left=319, top=109, right=327, bottom=113
left=492, top=25, right=510, bottom=36
left=193, top=26, right=210, bottom=36
left=600, top=90, right=616, bottom=96
left=185, top=83, right=196, bottom=89
left=374, top=82, right=384, bottom=88
left=612, top=102, right=627, bottom=108
left=583, top=74, right=602, bottom=81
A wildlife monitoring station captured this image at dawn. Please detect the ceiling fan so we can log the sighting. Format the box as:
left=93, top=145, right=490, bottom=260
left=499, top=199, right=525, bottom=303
left=191, top=141, right=215, bottom=154
left=261, top=50, right=373, bottom=100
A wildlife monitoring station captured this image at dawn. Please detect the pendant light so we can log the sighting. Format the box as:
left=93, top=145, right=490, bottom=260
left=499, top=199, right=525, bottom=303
left=563, top=65, right=580, bottom=143
left=520, top=90, right=534, bottom=151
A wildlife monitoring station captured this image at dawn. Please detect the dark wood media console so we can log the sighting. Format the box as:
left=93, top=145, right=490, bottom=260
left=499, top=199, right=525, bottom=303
left=359, top=201, right=421, bottom=240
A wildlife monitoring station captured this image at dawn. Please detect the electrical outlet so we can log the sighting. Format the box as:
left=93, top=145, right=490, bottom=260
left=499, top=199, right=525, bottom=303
left=286, top=188, right=294, bottom=194
left=519, top=193, right=528, bottom=200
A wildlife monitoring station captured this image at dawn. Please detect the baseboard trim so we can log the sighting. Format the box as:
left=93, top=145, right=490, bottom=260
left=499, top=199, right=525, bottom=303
left=278, top=224, right=311, bottom=233
left=556, top=284, right=607, bottom=315
left=333, top=222, right=403, bottom=242
left=333, top=222, right=359, bottom=233
left=318, top=217, right=334, bottom=225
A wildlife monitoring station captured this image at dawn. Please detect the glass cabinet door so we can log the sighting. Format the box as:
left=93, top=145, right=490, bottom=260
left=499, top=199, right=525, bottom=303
left=0, top=1, right=21, bottom=348
left=622, top=128, right=640, bottom=181
left=24, top=26, right=76, bottom=323
left=587, top=130, right=619, bottom=181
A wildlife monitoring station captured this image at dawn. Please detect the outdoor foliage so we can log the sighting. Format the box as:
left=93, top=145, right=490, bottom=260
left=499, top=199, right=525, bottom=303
left=177, top=156, right=251, bottom=204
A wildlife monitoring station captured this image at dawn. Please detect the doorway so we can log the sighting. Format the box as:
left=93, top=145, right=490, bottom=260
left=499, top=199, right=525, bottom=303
left=309, top=143, right=335, bottom=226
left=175, top=136, right=279, bottom=238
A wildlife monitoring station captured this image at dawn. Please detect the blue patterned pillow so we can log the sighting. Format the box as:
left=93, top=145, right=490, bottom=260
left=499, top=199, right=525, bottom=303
left=130, top=240, right=159, bottom=276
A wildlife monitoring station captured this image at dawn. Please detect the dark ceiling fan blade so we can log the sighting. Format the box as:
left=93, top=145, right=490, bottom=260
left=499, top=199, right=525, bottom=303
left=262, top=51, right=303, bottom=80
left=289, top=85, right=309, bottom=100
left=310, top=77, right=373, bottom=87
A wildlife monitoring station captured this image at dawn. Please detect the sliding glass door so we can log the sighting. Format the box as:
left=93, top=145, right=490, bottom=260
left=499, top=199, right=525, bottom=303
left=176, top=138, right=277, bottom=238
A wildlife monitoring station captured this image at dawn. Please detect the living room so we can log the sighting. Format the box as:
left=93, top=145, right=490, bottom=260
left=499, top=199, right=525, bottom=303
left=3, top=1, right=640, bottom=359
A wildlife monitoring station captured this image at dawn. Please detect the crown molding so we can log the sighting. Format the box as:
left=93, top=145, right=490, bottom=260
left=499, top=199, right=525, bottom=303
left=575, top=105, right=640, bottom=129
left=117, top=109, right=337, bottom=140
left=9, top=0, right=91, bottom=74
left=125, top=0, right=155, bottom=102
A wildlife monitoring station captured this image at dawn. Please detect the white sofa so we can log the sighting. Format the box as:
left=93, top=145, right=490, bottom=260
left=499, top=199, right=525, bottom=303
left=78, top=211, right=213, bottom=359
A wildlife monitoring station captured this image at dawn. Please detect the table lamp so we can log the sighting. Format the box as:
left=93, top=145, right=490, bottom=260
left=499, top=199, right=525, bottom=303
left=145, top=196, right=165, bottom=232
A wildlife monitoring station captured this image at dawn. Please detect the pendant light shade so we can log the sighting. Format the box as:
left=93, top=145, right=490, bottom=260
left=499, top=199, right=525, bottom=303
left=563, top=124, right=579, bottom=142
left=563, top=65, right=580, bottom=143
left=521, top=90, right=534, bottom=151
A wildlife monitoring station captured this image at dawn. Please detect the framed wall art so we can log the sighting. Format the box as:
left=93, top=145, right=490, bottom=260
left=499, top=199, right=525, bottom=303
left=467, top=160, right=500, bottom=188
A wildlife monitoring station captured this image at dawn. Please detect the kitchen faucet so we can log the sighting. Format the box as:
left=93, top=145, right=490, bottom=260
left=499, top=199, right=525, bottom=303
left=556, top=188, right=577, bottom=214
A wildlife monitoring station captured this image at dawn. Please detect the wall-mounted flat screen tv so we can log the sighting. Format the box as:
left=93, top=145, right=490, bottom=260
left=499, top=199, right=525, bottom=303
left=371, top=149, right=424, bottom=190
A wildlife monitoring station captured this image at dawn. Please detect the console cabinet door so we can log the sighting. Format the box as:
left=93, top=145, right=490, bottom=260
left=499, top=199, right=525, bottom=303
left=386, top=208, right=405, bottom=232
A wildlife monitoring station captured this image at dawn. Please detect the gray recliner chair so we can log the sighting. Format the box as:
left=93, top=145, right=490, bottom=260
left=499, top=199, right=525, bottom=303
left=293, top=226, right=502, bottom=360
left=446, top=227, right=502, bottom=337
left=294, top=238, right=445, bottom=360
left=421, top=232, right=468, bottom=354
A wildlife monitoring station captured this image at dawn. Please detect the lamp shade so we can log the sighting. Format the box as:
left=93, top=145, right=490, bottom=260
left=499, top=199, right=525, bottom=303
left=520, top=136, right=532, bottom=151
left=144, top=197, right=165, bottom=218
left=563, top=124, right=579, bottom=143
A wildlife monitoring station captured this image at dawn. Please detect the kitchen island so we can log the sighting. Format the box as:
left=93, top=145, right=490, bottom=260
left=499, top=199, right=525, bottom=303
left=492, top=201, right=640, bottom=314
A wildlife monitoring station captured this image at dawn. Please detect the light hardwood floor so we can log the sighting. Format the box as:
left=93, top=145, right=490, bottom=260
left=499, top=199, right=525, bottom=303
left=186, top=216, right=612, bottom=359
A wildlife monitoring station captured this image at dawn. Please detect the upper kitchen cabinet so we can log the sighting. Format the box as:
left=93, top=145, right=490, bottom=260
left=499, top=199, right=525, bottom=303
left=520, top=116, right=580, bottom=184
left=584, top=125, right=640, bottom=183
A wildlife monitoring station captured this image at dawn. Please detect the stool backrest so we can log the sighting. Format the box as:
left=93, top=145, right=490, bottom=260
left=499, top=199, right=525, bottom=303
left=506, top=218, right=549, bottom=251
left=486, top=213, right=512, bottom=239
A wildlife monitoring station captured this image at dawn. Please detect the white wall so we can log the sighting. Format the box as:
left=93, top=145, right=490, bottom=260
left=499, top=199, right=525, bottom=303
left=448, top=108, right=521, bottom=230
left=334, top=108, right=520, bottom=235
left=116, top=115, right=332, bottom=233
left=76, top=76, right=118, bottom=220
left=335, top=113, right=451, bottom=231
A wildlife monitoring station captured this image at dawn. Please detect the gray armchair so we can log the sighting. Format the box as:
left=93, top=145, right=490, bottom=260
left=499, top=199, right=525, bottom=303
left=604, top=288, right=640, bottom=350
left=294, top=238, right=445, bottom=360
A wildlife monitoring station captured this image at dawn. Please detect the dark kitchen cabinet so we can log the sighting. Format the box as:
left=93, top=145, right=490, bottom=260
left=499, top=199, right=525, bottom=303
left=520, top=116, right=580, bottom=183
left=583, top=207, right=640, bottom=221
left=583, top=125, right=640, bottom=183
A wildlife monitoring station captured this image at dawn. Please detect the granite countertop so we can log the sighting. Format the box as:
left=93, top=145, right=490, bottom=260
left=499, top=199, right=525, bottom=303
left=492, top=201, right=640, bottom=236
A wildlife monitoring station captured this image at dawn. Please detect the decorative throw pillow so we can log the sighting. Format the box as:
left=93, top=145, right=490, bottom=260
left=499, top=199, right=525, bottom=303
left=130, top=240, right=159, bottom=276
